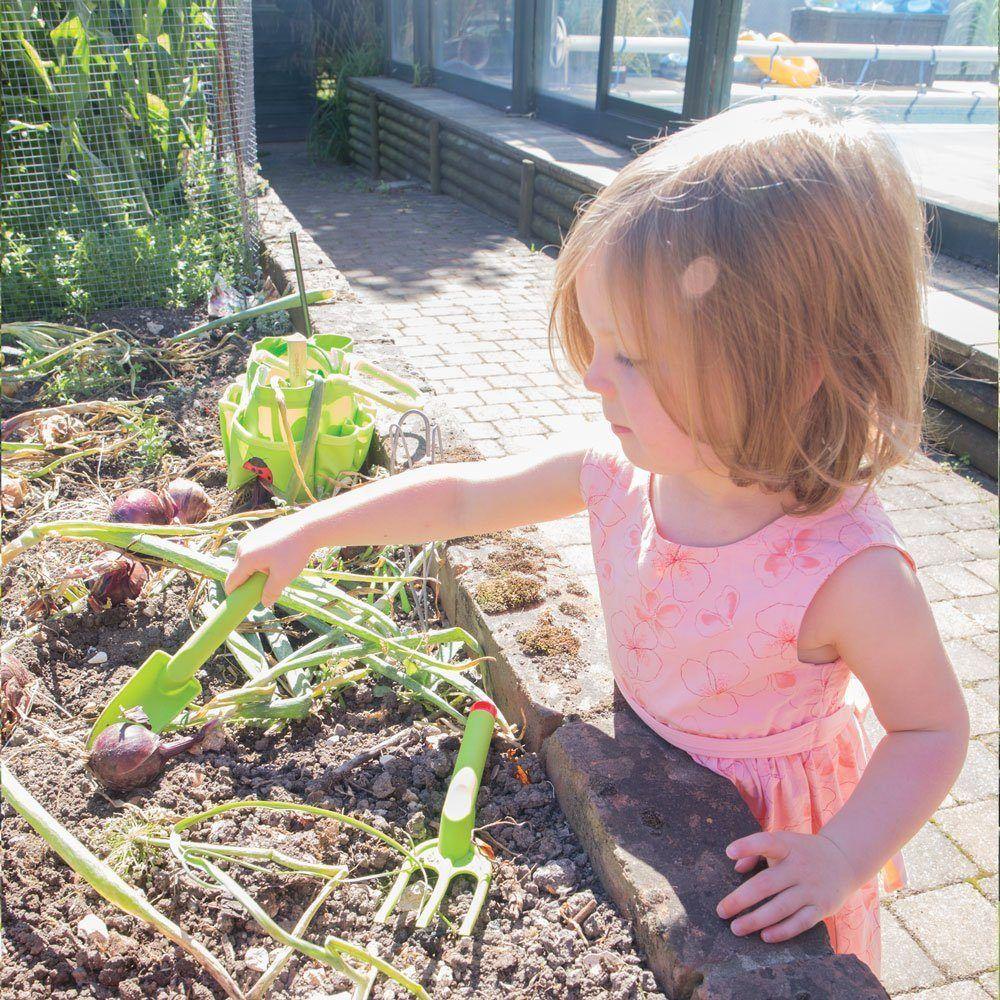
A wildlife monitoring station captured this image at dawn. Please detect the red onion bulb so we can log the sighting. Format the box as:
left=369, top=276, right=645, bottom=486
left=109, top=488, right=172, bottom=525
left=87, top=722, right=217, bottom=792
left=87, top=554, right=148, bottom=607
left=163, top=478, right=210, bottom=524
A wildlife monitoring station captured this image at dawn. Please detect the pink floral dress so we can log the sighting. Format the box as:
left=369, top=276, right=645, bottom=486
left=579, top=433, right=915, bottom=978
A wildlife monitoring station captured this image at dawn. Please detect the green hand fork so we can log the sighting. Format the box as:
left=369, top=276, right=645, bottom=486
left=86, top=573, right=268, bottom=746
left=375, top=701, right=497, bottom=936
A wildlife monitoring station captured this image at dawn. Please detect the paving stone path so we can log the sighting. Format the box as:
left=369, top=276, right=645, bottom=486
left=262, top=142, right=999, bottom=999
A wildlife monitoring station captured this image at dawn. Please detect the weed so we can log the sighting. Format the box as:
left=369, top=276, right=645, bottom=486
left=131, top=413, right=168, bottom=470
left=23, top=346, right=132, bottom=404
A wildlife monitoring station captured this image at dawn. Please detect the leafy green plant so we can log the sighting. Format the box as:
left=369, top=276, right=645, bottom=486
left=0, top=0, right=253, bottom=321
left=309, top=40, right=386, bottom=164
left=133, top=412, right=168, bottom=469
left=22, top=344, right=132, bottom=403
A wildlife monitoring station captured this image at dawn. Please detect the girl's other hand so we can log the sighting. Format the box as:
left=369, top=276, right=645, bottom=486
left=224, top=516, right=316, bottom=607
left=715, top=830, right=859, bottom=943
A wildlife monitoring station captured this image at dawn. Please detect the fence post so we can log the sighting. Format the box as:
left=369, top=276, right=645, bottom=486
left=369, top=92, right=381, bottom=180
left=429, top=120, right=441, bottom=194
left=518, top=158, right=535, bottom=241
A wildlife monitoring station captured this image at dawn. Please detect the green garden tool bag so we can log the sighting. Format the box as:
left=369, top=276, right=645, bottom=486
left=219, top=332, right=420, bottom=502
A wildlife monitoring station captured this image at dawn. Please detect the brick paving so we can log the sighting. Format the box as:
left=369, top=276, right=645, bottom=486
left=261, top=142, right=999, bottom=998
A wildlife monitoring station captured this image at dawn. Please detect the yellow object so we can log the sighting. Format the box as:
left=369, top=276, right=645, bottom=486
left=740, top=30, right=820, bottom=88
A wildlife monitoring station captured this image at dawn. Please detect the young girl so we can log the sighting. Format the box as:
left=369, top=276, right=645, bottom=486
left=226, top=99, right=970, bottom=979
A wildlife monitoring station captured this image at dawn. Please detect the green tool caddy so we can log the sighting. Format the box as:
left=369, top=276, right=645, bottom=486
left=219, top=331, right=421, bottom=503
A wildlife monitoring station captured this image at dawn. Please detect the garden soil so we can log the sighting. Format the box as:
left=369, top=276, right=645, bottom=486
left=1, top=310, right=666, bottom=999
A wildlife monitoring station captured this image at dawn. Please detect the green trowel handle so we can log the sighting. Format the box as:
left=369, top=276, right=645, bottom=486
left=161, top=573, right=267, bottom=690
left=438, top=702, right=497, bottom=863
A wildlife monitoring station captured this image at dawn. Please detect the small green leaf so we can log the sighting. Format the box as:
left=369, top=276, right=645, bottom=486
left=146, top=92, right=168, bottom=119
left=17, top=36, right=54, bottom=93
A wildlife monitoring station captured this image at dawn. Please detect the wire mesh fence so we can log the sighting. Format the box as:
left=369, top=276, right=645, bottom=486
left=1, top=0, right=258, bottom=322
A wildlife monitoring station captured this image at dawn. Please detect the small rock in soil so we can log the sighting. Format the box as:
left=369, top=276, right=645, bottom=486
left=75, top=914, right=109, bottom=951
left=533, top=858, right=578, bottom=895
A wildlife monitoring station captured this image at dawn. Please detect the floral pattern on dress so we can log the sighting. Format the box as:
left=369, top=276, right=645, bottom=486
left=747, top=603, right=805, bottom=662
left=695, top=586, right=739, bottom=637
left=581, top=451, right=633, bottom=553
left=754, top=526, right=829, bottom=587
left=610, top=608, right=664, bottom=684
left=639, top=543, right=718, bottom=602
left=630, top=587, right=684, bottom=646
left=681, top=650, right=767, bottom=717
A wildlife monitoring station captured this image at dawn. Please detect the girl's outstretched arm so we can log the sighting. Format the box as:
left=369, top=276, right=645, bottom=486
left=225, top=429, right=589, bottom=606
left=716, top=546, right=970, bottom=943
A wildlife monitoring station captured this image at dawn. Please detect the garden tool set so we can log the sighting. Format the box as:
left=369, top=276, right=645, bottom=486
left=76, top=227, right=499, bottom=954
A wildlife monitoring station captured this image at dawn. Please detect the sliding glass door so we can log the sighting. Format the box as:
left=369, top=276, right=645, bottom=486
left=385, top=0, right=742, bottom=135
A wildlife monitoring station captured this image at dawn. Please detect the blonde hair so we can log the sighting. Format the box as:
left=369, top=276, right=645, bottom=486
left=549, top=99, right=930, bottom=516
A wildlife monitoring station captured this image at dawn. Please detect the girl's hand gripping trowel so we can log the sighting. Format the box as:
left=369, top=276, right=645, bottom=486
left=86, top=572, right=268, bottom=747
left=375, top=701, right=497, bottom=935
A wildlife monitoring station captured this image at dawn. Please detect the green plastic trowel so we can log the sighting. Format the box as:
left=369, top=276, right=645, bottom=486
left=86, top=572, right=268, bottom=747
left=375, top=701, right=497, bottom=935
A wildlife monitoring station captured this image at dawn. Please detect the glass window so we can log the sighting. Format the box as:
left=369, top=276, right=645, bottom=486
left=432, top=0, right=515, bottom=88
left=726, top=0, right=997, bottom=220
left=606, top=0, right=695, bottom=113
left=390, top=0, right=414, bottom=64
left=538, top=0, right=604, bottom=106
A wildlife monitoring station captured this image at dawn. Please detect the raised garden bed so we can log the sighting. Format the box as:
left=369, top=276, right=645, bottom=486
left=1, top=297, right=668, bottom=998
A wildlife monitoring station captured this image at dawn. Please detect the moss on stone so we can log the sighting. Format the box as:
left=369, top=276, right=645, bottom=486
left=475, top=571, right=544, bottom=613
left=486, top=538, right=547, bottom=576
left=516, top=611, right=580, bottom=657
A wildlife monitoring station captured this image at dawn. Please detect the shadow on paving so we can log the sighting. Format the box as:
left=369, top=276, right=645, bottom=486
left=259, top=142, right=548, bottom=303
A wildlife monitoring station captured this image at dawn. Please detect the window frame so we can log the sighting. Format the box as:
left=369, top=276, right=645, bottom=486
left=383, top=0, right=739, bottom=123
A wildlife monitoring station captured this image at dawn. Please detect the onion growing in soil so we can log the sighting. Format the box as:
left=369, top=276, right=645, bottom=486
left=1, top=652, right=34, bottom=732
left=163, top=478, right=210, bottom=524
left=87, top=721, right=218, bottom=792
left=86, top=554, right=148, bottom=607
left=109, top=488, right=172, bottom=525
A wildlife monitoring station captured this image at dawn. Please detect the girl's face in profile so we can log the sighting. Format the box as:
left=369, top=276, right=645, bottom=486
left=575, top=251, right=723, bottom=479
